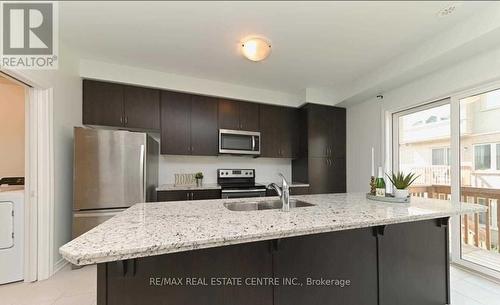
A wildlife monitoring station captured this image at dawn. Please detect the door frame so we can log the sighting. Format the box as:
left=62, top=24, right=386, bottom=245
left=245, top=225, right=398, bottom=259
left=1, top=70, right=55, bottom=282
left=389, top=80, right=500, bottom=280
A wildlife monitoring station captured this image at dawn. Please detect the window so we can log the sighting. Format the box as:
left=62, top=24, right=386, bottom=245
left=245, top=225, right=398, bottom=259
left=432, top=148, right=450, bottom=166
left=394, top=101, right=451, bottom=187
left=474, top=144, right=491, bottom=170
left=497, top=144, right=500, bottom=170
left=482, top=89, right=500, bottom=110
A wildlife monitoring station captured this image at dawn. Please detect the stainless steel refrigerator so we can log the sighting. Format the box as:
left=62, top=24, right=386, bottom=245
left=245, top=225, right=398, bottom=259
left=72, top=127, right=158, bottom=238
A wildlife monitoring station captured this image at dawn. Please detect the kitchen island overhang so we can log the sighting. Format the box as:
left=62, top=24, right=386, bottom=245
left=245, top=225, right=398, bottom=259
left=60, top=193, right=486, bottom=305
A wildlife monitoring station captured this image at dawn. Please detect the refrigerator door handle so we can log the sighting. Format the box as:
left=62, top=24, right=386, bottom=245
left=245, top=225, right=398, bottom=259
left=140, top=144, right=145, bottom=201
left=73, top=209, right=127, bottom=218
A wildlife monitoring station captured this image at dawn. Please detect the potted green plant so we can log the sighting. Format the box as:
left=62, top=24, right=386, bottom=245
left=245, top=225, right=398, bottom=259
left=386, top=171, right=419, bottom=199
left=195, top=172, right=204, bottom=187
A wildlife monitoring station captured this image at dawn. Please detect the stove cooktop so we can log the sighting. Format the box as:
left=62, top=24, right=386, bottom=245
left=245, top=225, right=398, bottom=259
left=219, top=183, right=266, bottom=191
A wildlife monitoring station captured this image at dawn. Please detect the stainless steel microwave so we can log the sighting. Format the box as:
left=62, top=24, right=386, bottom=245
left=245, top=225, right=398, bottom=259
left=219, top=129, right=261, bottom=155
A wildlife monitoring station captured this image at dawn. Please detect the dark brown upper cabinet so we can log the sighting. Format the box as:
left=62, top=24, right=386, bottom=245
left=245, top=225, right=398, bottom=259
left=160, top=91, right=192, bottom=155
left=123, top=85, right=160, bottom=130
left=83, top=80, right=160, bottom=130
left=259, top=104, right=297, bottom=158
left=190, top=95, right=219, bottom=155
left=306, top=104, right=346, bottom=159
left=83, top=80, right=124, bottom=127
left=218, top=99, right=259, bottom=131
left=161, top=91, right=218, bottom=156
left=292, top=104, right=346, bottom=194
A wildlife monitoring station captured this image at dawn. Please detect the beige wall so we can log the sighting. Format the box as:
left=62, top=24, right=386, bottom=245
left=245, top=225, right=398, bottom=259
left=0, top=81, right=25, bottom=179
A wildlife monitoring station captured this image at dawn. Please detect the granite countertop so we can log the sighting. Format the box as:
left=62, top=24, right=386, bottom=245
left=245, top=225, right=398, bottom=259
left=60, top=193, right=486, bottom=266
left=156, top=183, right=221, bottom=191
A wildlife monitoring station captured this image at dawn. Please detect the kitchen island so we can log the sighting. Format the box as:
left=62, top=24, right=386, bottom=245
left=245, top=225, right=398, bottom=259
left=60, top=193, right=485, bottom=305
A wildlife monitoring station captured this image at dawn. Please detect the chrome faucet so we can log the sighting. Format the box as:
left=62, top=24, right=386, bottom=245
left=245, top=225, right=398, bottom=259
left=267, top=173, right=290, bottom=212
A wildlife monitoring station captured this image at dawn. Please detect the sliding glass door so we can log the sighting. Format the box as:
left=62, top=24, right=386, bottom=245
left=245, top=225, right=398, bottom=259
left=459, top=88, right=500, bottom=273
left=393, top=85, right=500, bottom=278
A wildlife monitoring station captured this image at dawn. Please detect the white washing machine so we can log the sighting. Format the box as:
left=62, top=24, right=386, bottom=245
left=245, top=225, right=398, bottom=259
left=0, top=187, right=24, bottom=284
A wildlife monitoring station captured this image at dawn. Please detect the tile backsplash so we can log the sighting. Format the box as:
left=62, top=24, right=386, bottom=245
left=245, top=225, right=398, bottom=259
left=159, top=155, right=292, bottom=184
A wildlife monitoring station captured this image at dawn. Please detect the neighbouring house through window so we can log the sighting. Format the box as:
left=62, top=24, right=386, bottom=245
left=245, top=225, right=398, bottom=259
left=497, top=144, right=500, bottom=170
left=432, top=147, right=450, bottom=166
left=473, top=143, right=500, bottom=171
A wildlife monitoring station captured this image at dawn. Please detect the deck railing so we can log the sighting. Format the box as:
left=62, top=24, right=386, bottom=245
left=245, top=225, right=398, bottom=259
left=410, top=185, right=500, bottom=252
left=401, top=165, right=473, bottom=186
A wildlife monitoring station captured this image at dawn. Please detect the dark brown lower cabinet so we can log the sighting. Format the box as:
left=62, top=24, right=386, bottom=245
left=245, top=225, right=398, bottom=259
left=273, top=228, right=378, bottom=305
left=378, top=218, right=450, bottom=305
left=100, top=241, right=273, bottom=305
left=97, top=219, right=450, bottom=305
left=157, top=189, right=221, bottom=202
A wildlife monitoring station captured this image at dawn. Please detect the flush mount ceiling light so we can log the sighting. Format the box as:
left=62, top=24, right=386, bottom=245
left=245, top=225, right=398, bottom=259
left=241, top=37, right=271, bottom=62
left=437, top=3, right=459, bottom=17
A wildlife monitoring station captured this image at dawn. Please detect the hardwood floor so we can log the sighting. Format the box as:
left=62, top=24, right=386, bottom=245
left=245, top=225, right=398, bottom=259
left=0, top=264, right=498, bottom=305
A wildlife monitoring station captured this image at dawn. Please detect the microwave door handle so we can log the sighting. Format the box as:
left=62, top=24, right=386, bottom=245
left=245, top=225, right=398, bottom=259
left=252, top=136, right=256, bottom=151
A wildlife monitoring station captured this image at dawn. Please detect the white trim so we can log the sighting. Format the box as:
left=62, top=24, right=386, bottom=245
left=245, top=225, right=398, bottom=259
left=53, top=258, right=68, bottom=275
left=24, top=87, right=37, bottom=283
left=36, top=88, right=54, bottom=281
left=453, top=258, right=500, bottom=280
left=450, top=95, right=462, bottom=270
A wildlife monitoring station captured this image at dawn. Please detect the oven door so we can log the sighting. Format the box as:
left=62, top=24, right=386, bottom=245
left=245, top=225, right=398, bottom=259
left=219, top=129, right=260, bottom=155
left=221, top=189, right=266, bottom=199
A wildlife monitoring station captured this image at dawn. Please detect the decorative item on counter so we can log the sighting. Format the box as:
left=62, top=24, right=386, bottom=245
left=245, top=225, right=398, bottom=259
left=195, top=172, right=204, bottom=187
left=369, top=147, right=376, bottom=195
left=366, top=192, right=410, bottom=203
left=370, top=176, right=376, bottom=195
left=174, top=173, right=196, bottom=186
left=375, top=167, right=386, bottom=197
left=386, top=171, right=419, bottom=199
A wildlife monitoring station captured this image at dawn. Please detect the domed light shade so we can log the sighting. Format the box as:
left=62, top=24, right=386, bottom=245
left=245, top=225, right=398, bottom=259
left=241, top=38, right=271, bottom=62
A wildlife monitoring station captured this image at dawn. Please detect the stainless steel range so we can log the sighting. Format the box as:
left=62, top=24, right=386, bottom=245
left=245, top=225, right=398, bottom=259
left=217, top=169, right=267, bottom=199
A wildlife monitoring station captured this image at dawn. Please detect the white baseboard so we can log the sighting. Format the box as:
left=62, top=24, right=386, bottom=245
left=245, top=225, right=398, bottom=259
left=52, top=258, right=68, bottom=276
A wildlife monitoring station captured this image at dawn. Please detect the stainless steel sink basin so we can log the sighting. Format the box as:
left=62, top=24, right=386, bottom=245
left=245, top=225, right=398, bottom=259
left=223, top=199, right=315, bottom=211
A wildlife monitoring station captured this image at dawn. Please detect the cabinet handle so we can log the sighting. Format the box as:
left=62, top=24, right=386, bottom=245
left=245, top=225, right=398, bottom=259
left=124, top=116, right=128, bottom=124
left=186, top=193, right=189, bottom=200
left=191, top=192, right=194, bottom=200
left=120, top=117, right=123, bottom=124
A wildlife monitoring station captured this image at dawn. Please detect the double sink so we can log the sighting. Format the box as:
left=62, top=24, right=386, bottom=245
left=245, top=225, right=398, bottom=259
left=224, top=199, right=314, bottom=211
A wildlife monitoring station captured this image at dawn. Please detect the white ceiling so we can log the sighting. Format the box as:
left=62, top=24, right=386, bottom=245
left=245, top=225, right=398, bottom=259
left=60, top=1, right=494, bottom=103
